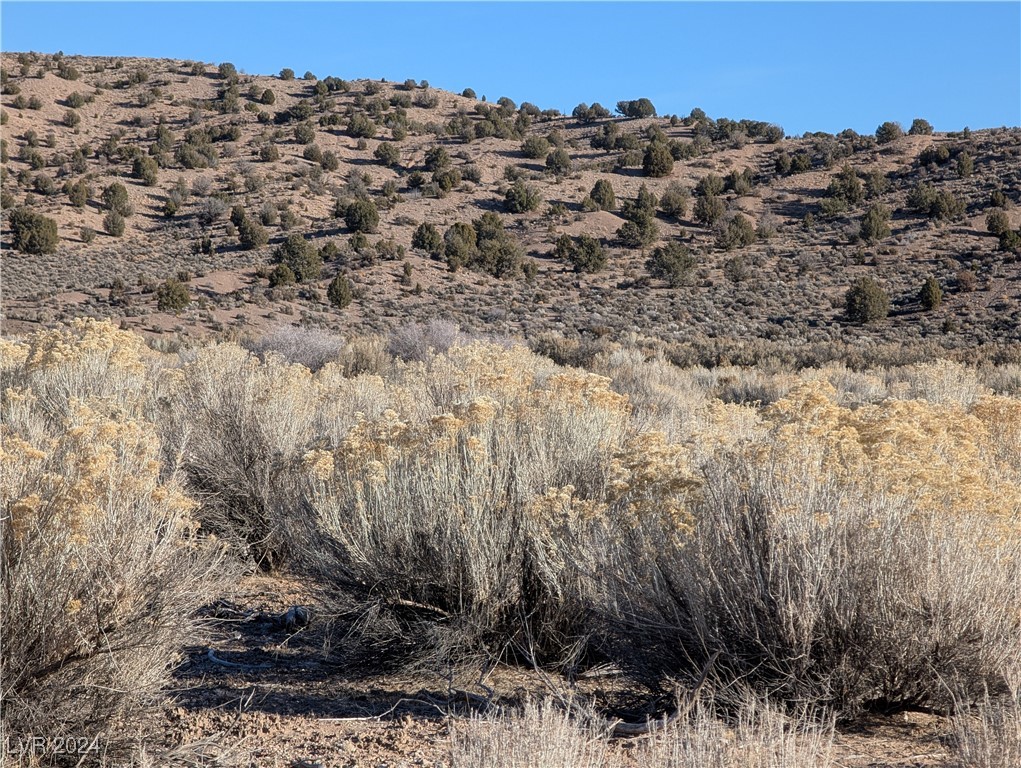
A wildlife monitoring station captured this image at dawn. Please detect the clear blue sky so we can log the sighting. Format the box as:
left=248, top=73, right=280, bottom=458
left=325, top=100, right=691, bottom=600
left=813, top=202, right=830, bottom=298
left=2, top=2, right=1018, bottom=135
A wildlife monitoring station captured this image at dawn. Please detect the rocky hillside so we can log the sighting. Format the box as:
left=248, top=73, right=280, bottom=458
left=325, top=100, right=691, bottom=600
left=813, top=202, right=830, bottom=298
left=2, top=52, right=1020, bottom=364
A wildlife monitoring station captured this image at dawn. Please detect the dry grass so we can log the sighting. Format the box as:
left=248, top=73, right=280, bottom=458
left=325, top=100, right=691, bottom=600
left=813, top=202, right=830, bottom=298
left=449, top=696, right=834, bottom=768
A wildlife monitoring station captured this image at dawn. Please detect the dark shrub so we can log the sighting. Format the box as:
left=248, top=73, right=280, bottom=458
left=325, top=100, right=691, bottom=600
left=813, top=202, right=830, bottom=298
left=504, top=180, right=541, bottom=213
left=658, top=181, right=690, bottom=219
left=859, top=203, right=891, bottom=243
left=327, top=275, right=353, bottom=308
left=8, top=208, right=58, bottom=253
left=102, top=182, right=133, bottom=216
left=294, top=121, right=316, bottom=145
left=269, top=263, right=296, bottom=287
left=66, top=179, right=90, bottom=207
left=156, top=278, right=190, bottom=311
left=344, top=199, right=380, bottom=233
left=412, top=222, right=443, bottom=255
left=374, top=142, right=401, bottom=167
left=919, top=277, right=942, bottom=310
left=908, top=118, right=933, bottom=136
left=103, top=210, right=126, bottom=237
left=642, top=142, right=674, bottom=177
left=716, top=213, right=756, bottom=250
left=521, top=135, right=550, bottom=159
left=845, top=276, right=890, bottom=323
left=986, top=209, right=1011, bottom=236
left=274, top=233, right=322, bottom=281
left=424, top=145, right=450, bottom=172
left=956, top=152, right=974, bottom=178
left=279, top=68, right=295, bottom=80
left=695, top=174, right=724, bottom=198
left=616, top=98, right=656, bottom=118
left=555, top=234, right=607, bottom=273
left=875, top=121, right=904, bottom=144
left=589, top=179, right=616, bottom=211
left=545, top=147, right=572, bottom=176
left=348, top=113, right=377, bottom=139
left=132, top=155, right=158, bottom=186
left=646, top=242, right=696, bottom=287
left=443, top=221, right=477, bottom=271
left=693, top=195, right=725, bottom=226
left=238, top=218, right=269, bottom=250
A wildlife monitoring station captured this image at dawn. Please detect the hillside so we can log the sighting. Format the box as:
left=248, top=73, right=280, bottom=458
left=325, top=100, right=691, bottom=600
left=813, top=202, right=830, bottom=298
left=2, top=52, right=1020, bottom=364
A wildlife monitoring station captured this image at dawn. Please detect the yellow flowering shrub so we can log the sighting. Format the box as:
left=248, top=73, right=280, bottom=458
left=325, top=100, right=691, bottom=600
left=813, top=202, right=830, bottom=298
left=1, top=325, right=222, bottom=755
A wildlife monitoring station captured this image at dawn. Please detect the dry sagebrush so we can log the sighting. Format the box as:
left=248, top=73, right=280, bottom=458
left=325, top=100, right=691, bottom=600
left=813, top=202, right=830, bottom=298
left=607, top=380, right=1021, bottom=714
left=0, top=322, right=224, bottom=757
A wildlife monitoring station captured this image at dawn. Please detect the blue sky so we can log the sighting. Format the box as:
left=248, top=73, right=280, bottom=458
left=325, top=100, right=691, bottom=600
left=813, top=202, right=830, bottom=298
left=2, top=2, right=1018, bottom=135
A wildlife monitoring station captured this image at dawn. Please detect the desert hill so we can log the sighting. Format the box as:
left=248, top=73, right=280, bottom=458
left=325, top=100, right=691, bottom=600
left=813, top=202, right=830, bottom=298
left=2, top=51, right=1020, bottom=365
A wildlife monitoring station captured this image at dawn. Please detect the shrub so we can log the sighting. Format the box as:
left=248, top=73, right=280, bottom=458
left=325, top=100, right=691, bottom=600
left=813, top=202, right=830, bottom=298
left=217, top=61, right=238, bottom=81
left=504, top=180, right=542, bottom=213
left=659, top=181, right=690, bottom=219
left=616, top=98, right=657, bottom=118
left=7, top=208, right=59, bottom=253
left=521, top=135, right=550, bottom=159
left=444, top=221, right=478, bottom=271
left=919, top=277, right=943, bottom=310
left=66, top=178, right=91, bottom=207
left=102, top=182, right=133, bottom=216
left=327, top=274, right=353, bottom=308
left=646, top=241, right=696, bottom=287
left=412, top=222, right=443, bottom=255
left=642, top=142, right=674, bottom=177
left=104, top=210, right=126, bottom=237
left=348, top=112, right=377, bottom=139
left=589, top=179, right=616, bottom=211
left=269, top=263, right=296, bottom=287
left=873, top=121, right=906, bottom=144
left=274, top=233, right=323, bottom=281
left=716, top=213, right=757, bottom=250
left=472, top=212, right=524, bottom=278
left=294, top=121, right=316, bottom=144
left=293, top=342, right=631, bottom=667
left=859, top=203, right=891, bottom=243
left=695, top=174, right=724, bottom=198
left=826, top=164, right=864, bottom=207
left=556, top=234, right=608, bottom=273
left=845, top=276, right=890, bottom=322
left=909, top=118, right=934, bottom=135
left=693, top=195, right=725, bottom=226
left=132, top=155, right=158, bottom=185
left=424, top=145, right=451, bottom=172
left=617, top=210, right=659, bottom=249
left=62, top=108, right=81, bottom=128
left=344, top=198, right=380, bottom=233
left=545, top=147, right=572, bottom=176
left=0, top=321, right=222, bottom=757
left=986, top=209, right=1011, bottom=237
left=875, top=121, right=904, bottom=144
left=156, top=278, right=190, bottom=311
left=607, top=382, right=1021, bottom=715
left=957, top=151, right=974, bottom=178
left=374, top=141, right=401, bottom=167
left=238, top=218, right=269, bottom=249
left=279, top=68, right=295, bottom=80
left=261, top=88, right=276, bottom=105
left=863, top=168, right=889, bottom=198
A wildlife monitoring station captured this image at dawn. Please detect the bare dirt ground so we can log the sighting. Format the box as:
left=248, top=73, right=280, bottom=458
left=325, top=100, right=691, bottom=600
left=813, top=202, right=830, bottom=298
left=148, top=575, right=958, bottom=767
